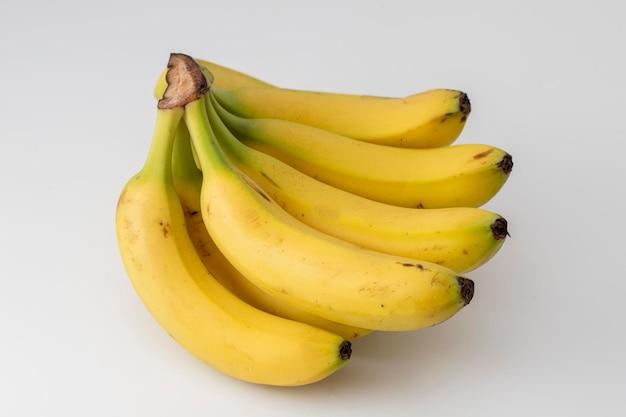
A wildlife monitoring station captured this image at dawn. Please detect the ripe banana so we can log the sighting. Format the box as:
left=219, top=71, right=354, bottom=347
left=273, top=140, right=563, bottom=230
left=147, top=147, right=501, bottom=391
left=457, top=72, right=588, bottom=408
left=116, top=94, right=351, bottom=386
left=204, top=93, right=508, bottom=273
left=177, top=57, right=474, bottom=331
left=211, top=85, right=470, bottom=148
left=212, top=94, right=512, bottom=209
left=171, top=120, right=371, bottom=339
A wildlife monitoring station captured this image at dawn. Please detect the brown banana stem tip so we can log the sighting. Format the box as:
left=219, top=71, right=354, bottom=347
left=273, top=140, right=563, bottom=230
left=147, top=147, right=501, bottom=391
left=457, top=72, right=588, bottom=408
left=339, top=340, right=352, bottom=360
left=458, top=92, right=471, bottom=116
left=157, top=53, right=210, bottom=109
left=457, top=277, right=475, bottom=305
left=491, top=217, right=510, bottom=240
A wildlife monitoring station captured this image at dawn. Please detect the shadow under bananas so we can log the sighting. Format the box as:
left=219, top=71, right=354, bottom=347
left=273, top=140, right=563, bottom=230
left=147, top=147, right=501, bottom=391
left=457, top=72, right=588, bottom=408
left=241, top=323, right=473, bottom=398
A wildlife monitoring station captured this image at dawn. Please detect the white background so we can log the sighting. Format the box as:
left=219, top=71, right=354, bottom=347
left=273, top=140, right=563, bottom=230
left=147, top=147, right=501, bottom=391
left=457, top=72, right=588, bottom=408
left=1, top=0, right=624, bottom=415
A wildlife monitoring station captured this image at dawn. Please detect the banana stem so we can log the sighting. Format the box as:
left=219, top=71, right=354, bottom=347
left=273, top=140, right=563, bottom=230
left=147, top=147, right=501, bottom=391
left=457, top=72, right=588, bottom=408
left=140, top=107, right=184, bottom=182
left=205, top=92, right=255, bottom=163
left=184, top=97, right=234, bottom=175
left=171, top=120, right=202, bottom=186
left=155, top=52, right=232, bottom=177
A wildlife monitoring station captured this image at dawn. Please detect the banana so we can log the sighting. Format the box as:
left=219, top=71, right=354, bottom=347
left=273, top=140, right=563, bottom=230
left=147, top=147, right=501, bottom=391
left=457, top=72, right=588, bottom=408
left=153, top=56, right=469, bottom=148
left=171, top=119, right=371, bottom=339
left=212, top=94, right=513, bottom=209
left=154, top=58, right=273, bottom=100
left=176, top=55, right=474, bottom=331
left=116, top=78, right=352, bottom=386
left=211, top=84, right=470, bottom=148
left=204, top=93, right=508, bottom=273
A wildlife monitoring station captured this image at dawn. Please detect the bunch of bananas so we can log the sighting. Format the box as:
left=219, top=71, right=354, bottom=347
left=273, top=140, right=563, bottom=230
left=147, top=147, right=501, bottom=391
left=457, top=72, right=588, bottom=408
left=116, top=53, right=513, bottom=386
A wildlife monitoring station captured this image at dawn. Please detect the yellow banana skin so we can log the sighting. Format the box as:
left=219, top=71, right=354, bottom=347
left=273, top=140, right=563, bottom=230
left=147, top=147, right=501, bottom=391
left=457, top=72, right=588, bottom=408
left=205, top=94, right=508, bottom=273
left=115, top=103, right=351, bottom=386
left=183, top=80, right=474, bottom=331
left=212, top=95, right=513, bottom=209
left=171, top=121, right=371, bottom=339
left=212, top=85, right=470, bottom=148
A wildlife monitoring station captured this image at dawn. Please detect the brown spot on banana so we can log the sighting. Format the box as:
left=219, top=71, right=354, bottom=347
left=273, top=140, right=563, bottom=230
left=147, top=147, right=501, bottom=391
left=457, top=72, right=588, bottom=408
left=473, top=149, right=495, bottom=159
left=159, top=221, right=172, bottom=238
left=396, top=262, right=429, bottom=271
left=241, top=174, right=272, bottom=202
left=260, top=171, right=281, bottom=189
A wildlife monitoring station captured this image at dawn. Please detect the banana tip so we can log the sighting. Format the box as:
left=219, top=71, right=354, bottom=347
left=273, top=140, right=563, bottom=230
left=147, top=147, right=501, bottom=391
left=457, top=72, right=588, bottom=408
left=459, top=92, right=471, bottom=116
left=497, top=153, right=514, bottom=174
left=339, top=340, right=352, bottom=360
left=457, top=277, right=474, bottom=305
left=491, top=217, right=509, bottom=240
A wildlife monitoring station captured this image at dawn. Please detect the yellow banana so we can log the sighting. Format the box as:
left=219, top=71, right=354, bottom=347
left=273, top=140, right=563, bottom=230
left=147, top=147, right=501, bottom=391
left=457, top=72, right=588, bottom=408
left=212, top=94, right=513, bottom=209
left=116, top=85, right=351, bottom=386
left=153, top=57, right=469, bottom=148
left=154, top=58, right=273, bottom=100
left=171, top=120, right=371, bottom=339
left=211, top=85, right=470, bottom=148
left=205, top=93, right=508, bottom=273
left=177, top=56, right=474, bottom=331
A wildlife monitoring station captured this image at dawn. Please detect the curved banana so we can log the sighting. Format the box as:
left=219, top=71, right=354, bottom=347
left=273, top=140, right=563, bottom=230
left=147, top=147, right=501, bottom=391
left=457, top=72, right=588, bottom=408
left=177, top=58, right=474, bottom=331
left=211, top=84, right=470, bottom=148
left=171, top=120, right=371, bottom=339
left=204, top=94, right=508, bottom=273
left=116, top=94, right=351, bottom=386
left=154, top=58, right=273, bottom=100
left=212, top=95, right=513, bottom=209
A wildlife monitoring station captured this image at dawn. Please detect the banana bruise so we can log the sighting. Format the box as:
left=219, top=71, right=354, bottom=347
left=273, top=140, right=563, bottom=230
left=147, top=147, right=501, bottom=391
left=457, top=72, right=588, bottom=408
left=206, top=93, right=508, bottom=273
left=116, top=75, right=351, bottom=386
left=171, top=120, right=371, bottom=339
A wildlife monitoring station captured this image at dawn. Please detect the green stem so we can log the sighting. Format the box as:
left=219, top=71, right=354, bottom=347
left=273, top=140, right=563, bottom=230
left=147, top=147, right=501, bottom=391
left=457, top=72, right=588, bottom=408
left=184, top=97, right=232, bottom=175
left=141, top=107, right=184, bottom=182
left=206, top=91, right=254, bottom=164
left=171, top=119, right=202, bottom=187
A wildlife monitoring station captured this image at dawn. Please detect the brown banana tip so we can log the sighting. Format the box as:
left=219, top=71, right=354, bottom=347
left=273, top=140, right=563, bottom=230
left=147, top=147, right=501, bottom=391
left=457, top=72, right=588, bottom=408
left=457, top=277, right=474, bottom=305
left=459, top=92, right=471, bottom=116
left=339, top=340, right=352, bottom=361
left=497, top=153, right=514, bottom=174
left=157, top=53, right=210, bottom=110
left=491, top=217, right=510, bottom=240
